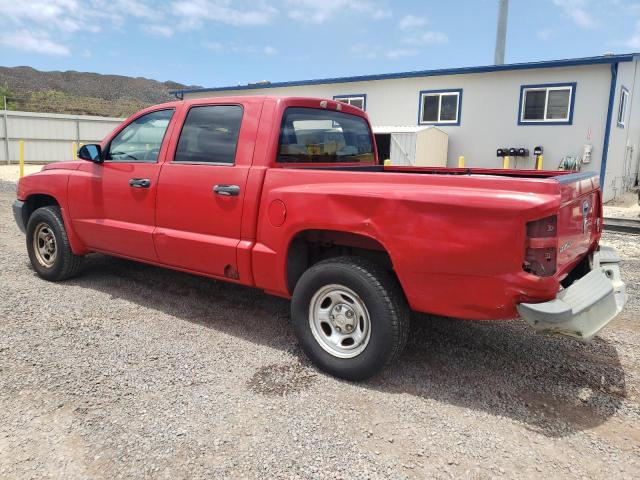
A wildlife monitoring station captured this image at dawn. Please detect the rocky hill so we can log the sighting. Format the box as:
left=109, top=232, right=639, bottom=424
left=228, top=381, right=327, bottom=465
left=0, top=66, right=200, bottom=117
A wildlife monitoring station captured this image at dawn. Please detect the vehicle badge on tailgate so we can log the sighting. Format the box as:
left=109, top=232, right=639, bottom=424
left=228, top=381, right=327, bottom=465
left=582, top=200, right=590, bottom=233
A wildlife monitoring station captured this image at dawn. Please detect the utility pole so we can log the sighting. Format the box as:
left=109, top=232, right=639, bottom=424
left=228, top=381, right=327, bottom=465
left=494, top=0, right=509, bottom=65
left=2, top=96, right=9, bottom=165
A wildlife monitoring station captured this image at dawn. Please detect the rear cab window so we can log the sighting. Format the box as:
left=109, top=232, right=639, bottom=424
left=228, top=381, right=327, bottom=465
left=277, top=107, right=375, bottom=164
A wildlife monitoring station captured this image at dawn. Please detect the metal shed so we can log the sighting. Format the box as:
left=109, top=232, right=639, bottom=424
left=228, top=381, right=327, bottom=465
left=373, top=125, right=448, bottom=167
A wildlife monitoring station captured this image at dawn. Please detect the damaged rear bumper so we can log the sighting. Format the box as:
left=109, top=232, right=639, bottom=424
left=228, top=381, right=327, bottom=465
left=517, top=246, right=626, bottom=342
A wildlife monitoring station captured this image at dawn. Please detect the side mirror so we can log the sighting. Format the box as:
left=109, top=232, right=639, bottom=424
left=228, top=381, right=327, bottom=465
left=78, top=144, right=103, bottom=163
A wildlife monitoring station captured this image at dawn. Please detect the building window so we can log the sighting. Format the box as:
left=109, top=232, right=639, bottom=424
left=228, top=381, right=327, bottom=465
left=617, top=86, right=629, bottom=128
left=518, top=83, right=576, bottom=125
left=333, top=94, right=366, bottom=111
left=418, top=89, right=462, bottom=125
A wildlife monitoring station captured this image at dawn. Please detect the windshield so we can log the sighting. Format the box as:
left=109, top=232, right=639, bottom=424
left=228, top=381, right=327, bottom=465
left=277, top=107, right=375, bottom=164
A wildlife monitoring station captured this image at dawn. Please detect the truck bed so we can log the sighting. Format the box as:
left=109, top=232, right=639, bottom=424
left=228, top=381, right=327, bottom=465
left=296, top=163, right=594, bottom=182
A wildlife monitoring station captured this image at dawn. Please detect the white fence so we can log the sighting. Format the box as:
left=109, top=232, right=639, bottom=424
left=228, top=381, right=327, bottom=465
left=1, top=110, right=125, bottom=163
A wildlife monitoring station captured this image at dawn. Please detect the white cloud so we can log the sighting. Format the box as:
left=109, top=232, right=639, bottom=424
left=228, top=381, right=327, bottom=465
left=399, top=14, right=426, bottom=30
left=0, top=0, right=404, bottom=59
left=286, top=0, right=391, bottom=24
left=552, top=0, right=596, bottom=29
left=421, top=31, right=449, bottom=44
left=372, top=8, right=392, bottom=19
left=0, top=0, right=88, bottom=32
left=350, top=43, right=379, bottom=59
left=403, top=30, right=449, bottom=46
left=204, top=41, right=279, bottom=55
left=624, top=20, right=640, bottom=48
left=350, top=43, right=419, bottom=60
left=385, top=48, right=418, bottom=59
left=143, top=25, right=175, bottom=37
left=116, top=0, right=161, bottom=20
left=536, top=29, right=553, bottom=41
left=0, top=0, right=158, bottom=55
left=0, top=29, right=70, bottom=56
left=172, top=0, right=277, bottom=28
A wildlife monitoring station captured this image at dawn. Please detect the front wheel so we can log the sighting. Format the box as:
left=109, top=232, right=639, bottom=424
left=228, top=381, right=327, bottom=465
left=26, top=206, right=84, bottom=281
left=291, top=256, right=409, bottom=381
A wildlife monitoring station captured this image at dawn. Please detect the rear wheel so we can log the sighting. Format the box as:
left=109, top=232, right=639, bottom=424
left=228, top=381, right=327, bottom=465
left=291, top=256, right=409, bottom=381
left=26, top=206, right=84, bottom=281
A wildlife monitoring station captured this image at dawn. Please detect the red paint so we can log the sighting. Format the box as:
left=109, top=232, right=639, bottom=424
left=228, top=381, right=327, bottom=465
left=16, top=96, right=602, bottom=320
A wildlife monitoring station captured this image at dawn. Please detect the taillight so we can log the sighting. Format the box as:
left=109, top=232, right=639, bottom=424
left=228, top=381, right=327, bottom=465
left=526, top=215, right=556, bottom=237
left=523, top=215, right=557, bottom=277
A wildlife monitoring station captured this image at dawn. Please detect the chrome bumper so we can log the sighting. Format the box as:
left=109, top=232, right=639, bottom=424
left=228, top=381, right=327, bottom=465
left=517, top=246, right=626, bottom=342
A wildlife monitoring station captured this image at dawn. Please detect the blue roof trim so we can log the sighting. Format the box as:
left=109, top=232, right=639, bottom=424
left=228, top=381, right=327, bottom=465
left=170, top=54, right=637, bottom=95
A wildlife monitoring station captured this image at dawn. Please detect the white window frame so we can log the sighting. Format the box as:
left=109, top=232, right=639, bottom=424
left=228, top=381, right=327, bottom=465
left=617, top=86, right=629, bottom=128
left=519, top=84, right=575, bottom=124
left=418, top=90, right=462, bottom=125
left=333, top=95, right=366, bottom=111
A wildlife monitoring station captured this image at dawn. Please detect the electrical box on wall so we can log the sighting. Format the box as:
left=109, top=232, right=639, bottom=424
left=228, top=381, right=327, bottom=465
left=582, top=144, right=592, bottom=164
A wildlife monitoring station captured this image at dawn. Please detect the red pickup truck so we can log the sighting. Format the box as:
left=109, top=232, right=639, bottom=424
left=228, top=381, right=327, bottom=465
left=13, top=96, right=627, bottom=380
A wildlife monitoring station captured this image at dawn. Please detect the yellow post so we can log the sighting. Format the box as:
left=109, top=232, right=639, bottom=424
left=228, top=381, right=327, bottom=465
left=72, top=141, right=77, bottom=159
left=19, top=140, right=24, bottom=178
left=458, top=156, right=465, bottom=168
left=536, top=155, right=544, bottom=170
left=383, top=159, right=391, bottom=167
left=503, top=155, right=510, bottom=169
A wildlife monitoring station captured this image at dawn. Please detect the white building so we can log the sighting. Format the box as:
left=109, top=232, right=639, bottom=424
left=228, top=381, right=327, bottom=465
left=171, top=54, right=640, bottom=202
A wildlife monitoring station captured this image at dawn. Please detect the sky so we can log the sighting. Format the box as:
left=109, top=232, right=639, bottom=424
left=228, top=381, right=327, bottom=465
left=1, top=0, right=640, bottom=88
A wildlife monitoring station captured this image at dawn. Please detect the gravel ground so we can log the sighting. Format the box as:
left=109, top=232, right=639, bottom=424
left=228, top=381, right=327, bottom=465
left=604, top=190, right=640, bottom=220
left=0, top=165, right=44, bottom=182
left=0, top=179, right=639, bottom=479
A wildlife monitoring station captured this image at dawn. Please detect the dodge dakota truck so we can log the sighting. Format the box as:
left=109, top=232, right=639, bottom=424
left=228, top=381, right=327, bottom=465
left=13, top=96, right=627, bottom=380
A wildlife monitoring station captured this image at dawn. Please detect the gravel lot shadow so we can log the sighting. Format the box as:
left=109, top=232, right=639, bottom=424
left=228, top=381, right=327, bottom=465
left=64, top=254, right=626, bottom=438
left=376, top=314, right=627, bottom=437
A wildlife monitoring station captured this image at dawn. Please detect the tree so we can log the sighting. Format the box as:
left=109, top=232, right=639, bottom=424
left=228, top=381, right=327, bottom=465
left=0, top=85, right=19, bottom=110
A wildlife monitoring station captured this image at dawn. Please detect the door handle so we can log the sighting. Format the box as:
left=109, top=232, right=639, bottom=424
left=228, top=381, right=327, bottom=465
left=129, top=178, right=151, bottom=188
left=213, top=184, right=240, bottom=196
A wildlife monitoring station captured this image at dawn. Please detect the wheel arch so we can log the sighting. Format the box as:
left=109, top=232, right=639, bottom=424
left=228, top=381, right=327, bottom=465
left=22, top=193, right=87, bottom=255
left=21, top=193, right=60, bottom=227
left=285, top=228, right=397, bottom=295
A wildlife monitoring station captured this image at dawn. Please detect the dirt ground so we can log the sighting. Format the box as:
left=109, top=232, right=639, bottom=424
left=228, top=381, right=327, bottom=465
left=0, top=180, right=639, bottom=479
left=604, top=190, right=640, bottom=220
left=0, top=164, right=44, bottom=182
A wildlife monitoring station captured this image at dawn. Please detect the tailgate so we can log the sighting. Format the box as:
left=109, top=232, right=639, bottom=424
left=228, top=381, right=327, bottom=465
left=555, top=172, right=602, bottom=275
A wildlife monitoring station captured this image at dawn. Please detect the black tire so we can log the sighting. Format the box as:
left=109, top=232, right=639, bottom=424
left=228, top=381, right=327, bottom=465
left=291, top=256, right=409, bottom=381
left=26, top=206, right=84, bottom=281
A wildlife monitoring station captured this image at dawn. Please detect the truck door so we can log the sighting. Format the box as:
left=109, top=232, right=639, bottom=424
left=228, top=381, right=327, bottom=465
left=153, top=101, right=259, bottom=278
left=68, top=108, right=176, bottom=261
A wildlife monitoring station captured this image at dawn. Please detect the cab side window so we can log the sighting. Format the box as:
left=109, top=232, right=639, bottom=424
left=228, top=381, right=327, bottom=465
left=107, top=109, right=174, bottom=162
left=174, top=105, right=243, bottom=164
